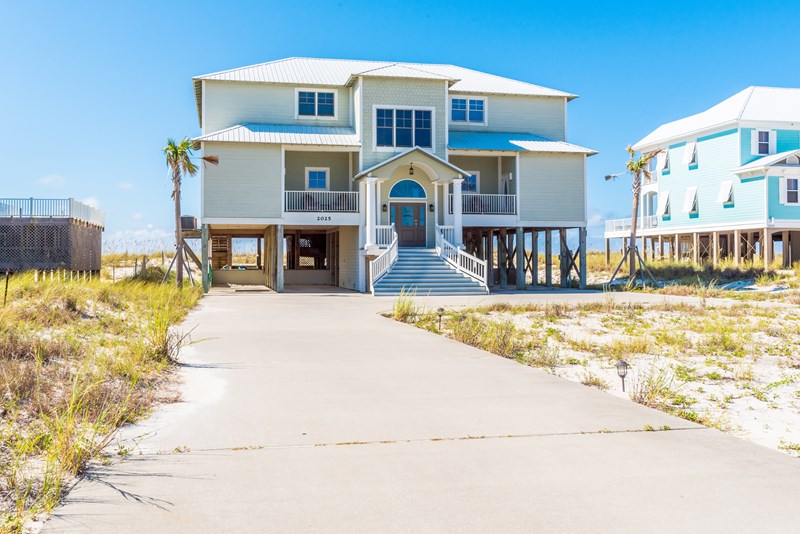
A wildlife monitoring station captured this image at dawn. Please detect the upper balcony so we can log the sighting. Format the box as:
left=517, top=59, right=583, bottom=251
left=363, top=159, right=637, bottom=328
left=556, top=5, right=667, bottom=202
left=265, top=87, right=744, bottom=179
left=0, top=198, right=105, bottom=228
left=604, top=215, right=659, bottom=237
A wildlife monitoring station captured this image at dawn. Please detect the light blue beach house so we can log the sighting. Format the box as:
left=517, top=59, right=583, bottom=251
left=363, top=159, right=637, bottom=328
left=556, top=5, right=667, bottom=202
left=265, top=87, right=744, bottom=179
left=191, top=58, right=596, bottom=294
left=605, top=86, right=800, bottom=267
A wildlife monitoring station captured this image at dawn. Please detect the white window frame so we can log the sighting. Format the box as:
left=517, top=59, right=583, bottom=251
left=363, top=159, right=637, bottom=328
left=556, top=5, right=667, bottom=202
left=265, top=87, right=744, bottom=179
left=305, top=167, right=330, bottom=191
left=449, top=96, right=487, bottom=125
left=717, top=180, right=734, bottom=205
left=295, top=88, right=338, bottom=121
left=656, top=191, right=670, bottom=217
left=780, top=176, right=800, bottom=205
left=372, top=105, right=436, bottom=152
left=659, top=149, right=670, bottom=173
left=683, top=186, right=698, bottom=214
left=682, top=141, right=697, bottom=167
left=750, top=129, right=775, bottom=156
left=462, top=171, right=480, bottom=193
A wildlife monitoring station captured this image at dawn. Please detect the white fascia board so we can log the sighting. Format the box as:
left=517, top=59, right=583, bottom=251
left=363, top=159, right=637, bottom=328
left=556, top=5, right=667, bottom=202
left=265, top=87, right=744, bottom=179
left=633, top=120, right=738, bottom=152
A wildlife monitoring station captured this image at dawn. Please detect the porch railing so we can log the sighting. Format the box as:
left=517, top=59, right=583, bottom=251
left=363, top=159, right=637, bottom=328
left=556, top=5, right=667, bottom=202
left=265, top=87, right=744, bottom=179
left=375, top=225, right=394, bottom=247
left=370, top=224, right=398, bottom=292
left=435, top=225, right=488, bottom=290
left=284, top=191, right=359, bottom=212
left=0, top=198, right=105, bottom=227
left=605, top=215, right=659, bottom=233
left=448, top=193, right=516, bottom=215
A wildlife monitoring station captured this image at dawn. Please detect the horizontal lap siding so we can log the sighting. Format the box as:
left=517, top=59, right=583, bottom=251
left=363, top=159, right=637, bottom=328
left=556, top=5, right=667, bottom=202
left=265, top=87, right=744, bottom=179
left=449, top=95, right=565, bottom=140
left=284, top=152, right=350, bottom=191
left=662, top=129, right=761, bottom=229
left=204, top=81, right=350, bottom=133
left=203, top=143, right=281, bottom=218
left=768, top=176, right=800, bottom=220
left=338, top=226, right=360, bottom=291
left=518, top=153, right=585, bottom=223
left=448, top=155, right=499, bottom=194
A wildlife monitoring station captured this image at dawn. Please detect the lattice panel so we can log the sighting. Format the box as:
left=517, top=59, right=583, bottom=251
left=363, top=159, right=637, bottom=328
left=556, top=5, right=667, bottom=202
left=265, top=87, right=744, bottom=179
left=0, top=223, right=70, bottom=270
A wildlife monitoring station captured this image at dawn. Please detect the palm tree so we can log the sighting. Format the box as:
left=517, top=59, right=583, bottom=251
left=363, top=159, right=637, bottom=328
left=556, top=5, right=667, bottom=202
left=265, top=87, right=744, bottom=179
left=607, top=146, right=660, bottom=279
left=163, top=138, right=198, bottom=287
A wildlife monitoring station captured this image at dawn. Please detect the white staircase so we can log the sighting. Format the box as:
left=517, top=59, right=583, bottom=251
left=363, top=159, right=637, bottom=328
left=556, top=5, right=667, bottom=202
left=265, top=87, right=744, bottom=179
left=372, top=248, right=488, bottom=296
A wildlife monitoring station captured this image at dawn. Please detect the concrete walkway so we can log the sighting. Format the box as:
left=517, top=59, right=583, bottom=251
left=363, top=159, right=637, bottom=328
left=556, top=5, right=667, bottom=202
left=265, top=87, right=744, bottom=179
left=44, top=290, right=800, bottom=533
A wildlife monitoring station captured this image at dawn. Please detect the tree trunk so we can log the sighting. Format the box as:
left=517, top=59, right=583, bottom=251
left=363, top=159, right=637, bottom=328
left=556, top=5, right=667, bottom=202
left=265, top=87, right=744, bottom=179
left=173, top=170, right=184, bottom=288
left=629, top=171, right=641, bottom=279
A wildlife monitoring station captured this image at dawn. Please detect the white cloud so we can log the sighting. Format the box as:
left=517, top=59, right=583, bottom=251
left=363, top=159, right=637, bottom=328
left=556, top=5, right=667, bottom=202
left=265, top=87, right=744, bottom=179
left=117, top=181, right=135, bottom=190
left=81, top=196, right=100, bottom=209
left=36, top=174, right=66, bottom=187
left=132, top=212, right=143, bottom=220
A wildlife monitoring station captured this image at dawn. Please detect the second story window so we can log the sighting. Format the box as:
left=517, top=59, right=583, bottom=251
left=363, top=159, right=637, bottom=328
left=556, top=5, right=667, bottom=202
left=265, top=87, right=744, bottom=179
left=305, top=167, right=329, bottom=191
left=787, top=178, right=799, bottom=204
left=297, top=90, right=336, bottom=119
left=450, top=97, right=486, bottom=124
left=463, top=172, right=479, bottom=192
left=375, top=108, right=433, bottom=149
left=751, top=130, right=774, bottom=156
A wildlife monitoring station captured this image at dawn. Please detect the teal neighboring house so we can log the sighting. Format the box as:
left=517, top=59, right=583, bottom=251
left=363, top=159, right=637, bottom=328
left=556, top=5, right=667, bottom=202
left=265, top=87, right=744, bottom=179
left=605, top=86, right=800, bottom=267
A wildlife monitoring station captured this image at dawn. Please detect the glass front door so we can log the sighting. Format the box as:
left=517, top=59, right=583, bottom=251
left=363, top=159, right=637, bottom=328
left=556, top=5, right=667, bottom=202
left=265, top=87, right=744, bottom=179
left=391, top=203, right=426, bottom=247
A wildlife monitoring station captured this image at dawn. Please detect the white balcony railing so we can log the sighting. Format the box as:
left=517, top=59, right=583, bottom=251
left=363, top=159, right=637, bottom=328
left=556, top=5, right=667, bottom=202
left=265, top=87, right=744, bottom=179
left=605, top=215, right=660, bottom=233
left=448, top=194, right=516, bottom=215
left=435, top=225, right=488, bottom=290
left=375, top=224, right=395, bottom=247
left=285, top=191, right=359, bottom=212
left=370, top=226, right=398, bottom=292
left=0, top=198, right=105, bottom=227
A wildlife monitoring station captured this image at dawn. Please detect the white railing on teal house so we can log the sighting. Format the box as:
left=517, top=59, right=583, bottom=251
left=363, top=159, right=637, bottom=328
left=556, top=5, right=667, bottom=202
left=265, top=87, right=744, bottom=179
left=435, top=225, right=488, bottom=290
left=284, top=191, right=359, bottom=212
left=605, top=215, right=660, bottom=233
left=447, top=193, right=516, bottom=215
left=370, top=225, right=398, bottom=292
left=0, top=198, right=105, bottom=227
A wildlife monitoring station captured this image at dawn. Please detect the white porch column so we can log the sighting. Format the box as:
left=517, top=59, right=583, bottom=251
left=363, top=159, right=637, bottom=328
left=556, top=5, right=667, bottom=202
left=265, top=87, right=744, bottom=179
left=433, top=182, right=439, bottom=227
left=364, top=177, right=378, bottom=250
left=452, top=178, right=464, bottom=247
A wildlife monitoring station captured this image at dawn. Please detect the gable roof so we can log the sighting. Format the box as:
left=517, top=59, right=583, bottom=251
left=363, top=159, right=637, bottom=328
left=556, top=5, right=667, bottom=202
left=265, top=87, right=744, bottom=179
left=192, top=123, right=359, bottom=147
left=448, top=131, right=597, bottom=155
left=633, top=86, right=800, bottom=151
left=193, top=57, right=577, bottom=125
left=354, top=147, right=470, bottom=180
left=732, top=148, right=800, bottom=175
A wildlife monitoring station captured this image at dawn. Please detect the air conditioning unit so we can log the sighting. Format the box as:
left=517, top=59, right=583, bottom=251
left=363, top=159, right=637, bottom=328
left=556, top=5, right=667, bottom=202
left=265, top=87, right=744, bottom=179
left=181, top=216, right=197, bottom=230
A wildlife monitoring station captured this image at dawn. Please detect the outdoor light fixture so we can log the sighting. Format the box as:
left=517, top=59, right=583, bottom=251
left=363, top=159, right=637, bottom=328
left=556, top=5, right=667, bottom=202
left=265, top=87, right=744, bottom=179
left=437, top=307, right=445, bottom=330
left=382, top=204, right=388, bottom=213
left=409, top=163, right=415, bottom=176
left=429, top=204, right=435, bottom=212
left=615, top=360, right=630, bottom=392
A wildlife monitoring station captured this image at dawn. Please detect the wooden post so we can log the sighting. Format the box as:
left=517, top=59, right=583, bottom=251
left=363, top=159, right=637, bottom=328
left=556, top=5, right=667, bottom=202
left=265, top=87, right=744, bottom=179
left=559, top=228, right=569, bottom=288
left=486, top=230, right=494, bottom=287
left=658, top=234, right=664, bottom=260
left=604, top=238, right=610, bottom=266
left=516, top=227, right=525, bottom=289
left=532, top=230, right=539, bottom=287
left=763, top=228, right=772, bottom=268
left=641, top=236, right=647, bottom=260
left=579, top=227, right=587, bottom=290
left=712, top=231, right=719, bottom=267
left=733, top=229, right=741, bottom=266
left=674, top=234, right=680, bottom=261
left=201, top=224, right=209, bottom=293
left=692, top=233, right=699, bottom=264
left=783, top=230, right=790, bottom=267
left=545, top=230, right=553, bottom=287
left=276, top=224, right=285, bottom=292
left=498, top=228, right=508, bottom=288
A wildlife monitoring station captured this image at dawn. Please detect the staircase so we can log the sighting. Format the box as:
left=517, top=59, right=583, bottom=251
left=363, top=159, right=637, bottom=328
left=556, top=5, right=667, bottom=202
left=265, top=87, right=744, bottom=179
left=372, top=248, right=488, bottom=296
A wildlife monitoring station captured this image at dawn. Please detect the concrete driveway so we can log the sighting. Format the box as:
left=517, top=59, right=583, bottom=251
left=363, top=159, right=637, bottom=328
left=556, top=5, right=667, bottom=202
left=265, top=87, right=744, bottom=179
left=44, top=290, right=800, bottom=533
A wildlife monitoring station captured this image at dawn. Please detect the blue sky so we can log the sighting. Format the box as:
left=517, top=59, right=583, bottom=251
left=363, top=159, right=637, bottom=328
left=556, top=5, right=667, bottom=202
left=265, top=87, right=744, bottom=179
left=2, top=0, right=799, bottom=251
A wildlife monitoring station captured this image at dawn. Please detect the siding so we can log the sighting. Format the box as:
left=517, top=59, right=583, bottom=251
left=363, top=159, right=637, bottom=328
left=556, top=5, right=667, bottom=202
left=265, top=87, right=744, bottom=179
left=284, top=151, right=351, bottom=191
left=449, top=94, right=566, bottom=140
left=448, top=155, right=499, bottom=194
left=359, top=77, right=448, bottom=169
left=204, top=81, right=351, bottom=133
left=338, top=225, right=361, bottom=291
left=741, top=128, right=800, bottom=165
left=202, top=143, right=282, bottom=218
left=768, top=175, right=800, bottom=220
left=518, top=153, right=585, bottom=223
left=662, top=129, right=762, bottom=230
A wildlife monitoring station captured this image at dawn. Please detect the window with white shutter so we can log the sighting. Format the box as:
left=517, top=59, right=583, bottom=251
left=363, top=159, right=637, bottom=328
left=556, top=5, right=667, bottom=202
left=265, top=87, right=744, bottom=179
left=683, top=186, right=698, bottom=214
left=751, top=130, right=773, bottom=156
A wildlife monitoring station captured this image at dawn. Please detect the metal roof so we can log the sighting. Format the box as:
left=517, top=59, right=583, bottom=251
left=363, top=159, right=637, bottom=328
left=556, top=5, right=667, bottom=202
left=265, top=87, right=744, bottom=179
left=633, top=86, right=800, bottom=151
left=732, top=148, right=800, bottom=174
left=193, top=58, right=577, bottom=123
left=448, top=131, right=597, bottom=155
left=193, top=123, right=360, bottom=147
left=354, top=147, right=470, bottom=180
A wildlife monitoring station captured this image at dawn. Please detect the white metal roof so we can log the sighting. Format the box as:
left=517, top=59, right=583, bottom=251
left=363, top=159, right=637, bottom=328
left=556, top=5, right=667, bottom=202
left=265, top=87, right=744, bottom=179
left=348, top=63, right=456, bottom=83
left=633, top=86, right=800, bottom=151
left=354, top=147, right=470, bottom=180
left=448, top=131, right=597, bottom=155
left=732, top=148, right=800, bottom=174
left=193, top=123, right=360, bottom=147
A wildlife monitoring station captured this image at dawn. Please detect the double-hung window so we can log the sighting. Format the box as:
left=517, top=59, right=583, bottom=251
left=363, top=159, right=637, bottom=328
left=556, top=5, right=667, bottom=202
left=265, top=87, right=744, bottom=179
left=757, top=131, right=770, bottom=155
left=297, top=90, right=336, bottom=118
left=450, top=97, right=486, bottom=124
left=463, top=172, right=479, bottom=193
left=751, top=130, right=774, bottom=156
left=305, top=167, right=329, bottom=191
left=375, top=108, right=433, bottom=149
left=787, top=178, right=799, bottom=204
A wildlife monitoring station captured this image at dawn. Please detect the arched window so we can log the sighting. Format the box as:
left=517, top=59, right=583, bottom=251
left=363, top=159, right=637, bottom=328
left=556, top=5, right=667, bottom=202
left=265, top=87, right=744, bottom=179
left=787, top=155, right=800, bottom=165
left=389, top=180, right=426, bottom=198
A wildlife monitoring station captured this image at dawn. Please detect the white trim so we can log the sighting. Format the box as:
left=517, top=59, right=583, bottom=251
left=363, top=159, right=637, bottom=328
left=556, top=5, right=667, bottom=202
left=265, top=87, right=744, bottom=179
left=448, top=95, right=487, bottom=126
left=683, top=186, right=698, bottom=214
left=387, top=178, right=428, bottom=199
left=202, top=217, right=285, bottom=225
left=448, top=149, right=515, bottom=156
left=656, top=191, right=670, bottom=217
left=682, top=141, right=697, bottom=166
left=281, top=145, right=359, bottom=152
left=305, top=167, right=330, bottom=191
left=372, top=104, right=436, bottom=153
left=463, top=170, right=480, bottom=193
left=280, top=145, right=286, bottom=213
left=718, top=180, right=734, bottom=205
left=294, top=88, right=339, bottom=121
left=783, top=176, right=800, bottom=206
left=751, top=129, right=775, bottom=156
left=519, top=220, right=587, bottom=227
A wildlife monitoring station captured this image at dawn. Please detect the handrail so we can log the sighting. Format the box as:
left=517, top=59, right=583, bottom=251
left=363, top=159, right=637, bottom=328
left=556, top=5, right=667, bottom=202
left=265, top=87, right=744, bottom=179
left=375, top=225, right=394, bottom=247
left=448, top=193, right=517, bottom=215
left=284, top=190, right=359, bottom=212
left=605, top=215, right=659, bottom=233
left=370, top=224, right=398, bottom=293
left=0, top=197, right=105, bottom=227
left=435, top=225, right=488, bottom=290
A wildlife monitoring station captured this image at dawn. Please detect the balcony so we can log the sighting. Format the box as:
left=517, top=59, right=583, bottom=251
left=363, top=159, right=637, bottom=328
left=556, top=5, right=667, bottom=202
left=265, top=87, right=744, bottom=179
left=448, top=194, right=517, bottom=215
left=284, top=191, right=359, bottom=212
left=604, top=215, right=660, bottom=235
left=0, top=197, right=105, bottom=227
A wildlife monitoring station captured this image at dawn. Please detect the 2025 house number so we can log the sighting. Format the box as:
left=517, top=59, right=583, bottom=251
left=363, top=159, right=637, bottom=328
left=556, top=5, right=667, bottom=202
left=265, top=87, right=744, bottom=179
left=317, top=216, right=332, bottom=222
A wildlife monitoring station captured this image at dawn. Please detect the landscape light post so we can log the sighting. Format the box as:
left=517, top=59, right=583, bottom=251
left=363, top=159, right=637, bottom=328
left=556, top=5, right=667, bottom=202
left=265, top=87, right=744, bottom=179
left=615, top=360, right=630, bottom=392
left=437, top=307, right=444, bottom=331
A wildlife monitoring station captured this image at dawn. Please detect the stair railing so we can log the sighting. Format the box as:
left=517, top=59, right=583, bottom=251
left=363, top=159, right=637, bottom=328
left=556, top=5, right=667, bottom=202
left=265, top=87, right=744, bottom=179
left=435, top=225, right=488, bottom=290
left=370, top=224, right=398, bottom=294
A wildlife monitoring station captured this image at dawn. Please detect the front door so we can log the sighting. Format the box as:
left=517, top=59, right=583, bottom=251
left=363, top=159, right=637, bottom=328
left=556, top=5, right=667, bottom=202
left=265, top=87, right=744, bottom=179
left=391, top=203, right=426, bottom=247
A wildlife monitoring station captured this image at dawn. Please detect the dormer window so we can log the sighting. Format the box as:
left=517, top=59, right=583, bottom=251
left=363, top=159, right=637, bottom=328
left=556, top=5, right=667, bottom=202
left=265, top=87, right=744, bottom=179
left=450, top=97, right=486, bottom=124
left=296, top=89, right=336, bottom=119
left=375, top=107, right=433, bottom=149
